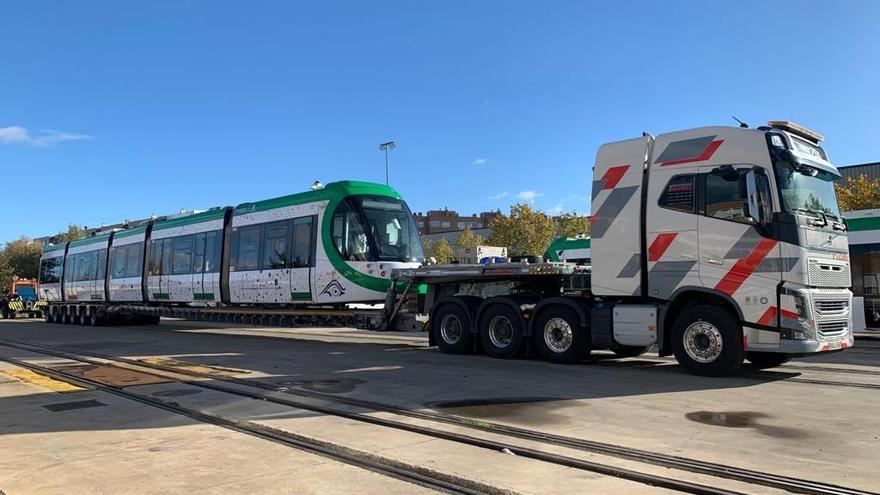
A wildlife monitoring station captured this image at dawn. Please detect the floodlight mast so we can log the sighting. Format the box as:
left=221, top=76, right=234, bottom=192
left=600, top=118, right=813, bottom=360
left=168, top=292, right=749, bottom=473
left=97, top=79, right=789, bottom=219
left=379, top=141, right=396, bottom=185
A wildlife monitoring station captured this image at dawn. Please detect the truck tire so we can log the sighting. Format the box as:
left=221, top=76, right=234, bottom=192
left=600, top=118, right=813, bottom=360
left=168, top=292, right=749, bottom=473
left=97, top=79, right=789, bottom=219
left=612, top=345, right=650, bottom=358
left=533, top=306, right=590, bottom=364
left=89, top=310, right=100, bottom=327
left=746, top=352, right=791, bottom=369
left=478, top=301, right=524, bottom=359
left=672, top=305, right=744, bottom=376
left=432, top=303, right=473, bottom=354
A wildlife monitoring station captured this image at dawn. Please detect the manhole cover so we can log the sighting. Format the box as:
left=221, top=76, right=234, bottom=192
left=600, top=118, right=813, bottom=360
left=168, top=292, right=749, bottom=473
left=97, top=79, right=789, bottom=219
left=42, top=399, right=107, bottom=412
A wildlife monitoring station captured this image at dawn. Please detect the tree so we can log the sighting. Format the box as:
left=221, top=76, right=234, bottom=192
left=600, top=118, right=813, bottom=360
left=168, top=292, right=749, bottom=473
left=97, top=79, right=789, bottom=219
left=455, top=227, right=483, bottom=250
left=55, top=224, right=87, bottom=243
left=0, top=237, right=43, bottom=290
left=431, top=238, right=454, bottom=264
left=421, top=236, right=432, bottom=259
left=488, top=204, right=556, bottom=256
left=835, top=175, right=880, bottom=212
left=553, top=212, right=589, bottom=238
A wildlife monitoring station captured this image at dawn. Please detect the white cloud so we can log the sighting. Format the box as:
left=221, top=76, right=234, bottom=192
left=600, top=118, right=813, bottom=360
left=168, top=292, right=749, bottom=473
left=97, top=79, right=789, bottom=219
left=0, top=125, right=92, bottom=147
left=517, top=190, right=544, bottom=202
left=472, top=157, right=488, bottom=166
left=489, top=191, right=509, bottom=200
left=550, top=203, right=564, bottom=215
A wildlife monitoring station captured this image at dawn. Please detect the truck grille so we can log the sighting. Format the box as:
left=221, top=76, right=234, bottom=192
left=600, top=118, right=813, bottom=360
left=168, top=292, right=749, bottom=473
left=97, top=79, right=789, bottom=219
left=814, top=300, right=848, bottom=316
left=817, top=320, right=848, bottom=338
left=807, top=259, right=851, bottom=287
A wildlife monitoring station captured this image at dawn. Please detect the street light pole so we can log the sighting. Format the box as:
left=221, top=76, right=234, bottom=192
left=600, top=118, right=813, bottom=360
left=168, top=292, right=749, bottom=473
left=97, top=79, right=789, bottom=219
left=378, top=141, right=396, bottom=185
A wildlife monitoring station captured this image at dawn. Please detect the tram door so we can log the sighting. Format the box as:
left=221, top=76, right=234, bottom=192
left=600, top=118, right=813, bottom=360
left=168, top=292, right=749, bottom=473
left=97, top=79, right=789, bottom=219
left=289, top=217, right=314, bottom=303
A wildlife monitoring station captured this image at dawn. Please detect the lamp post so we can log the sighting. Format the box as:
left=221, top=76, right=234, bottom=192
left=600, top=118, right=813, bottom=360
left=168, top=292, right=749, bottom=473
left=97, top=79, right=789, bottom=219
left=378, top=141, right=396, bottom=185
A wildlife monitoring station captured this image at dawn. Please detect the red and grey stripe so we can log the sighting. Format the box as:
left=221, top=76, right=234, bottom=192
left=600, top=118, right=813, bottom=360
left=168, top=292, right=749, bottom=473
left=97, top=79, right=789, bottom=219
left=654, top=135, right=724, bottom=167
left=590, top=164, right=638, bottom=239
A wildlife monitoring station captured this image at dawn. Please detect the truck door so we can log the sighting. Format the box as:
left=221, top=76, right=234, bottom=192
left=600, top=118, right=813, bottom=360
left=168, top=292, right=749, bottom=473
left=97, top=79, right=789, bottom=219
left=289, top=216, right=315, bottom=303
left=698, top=165, right=781, bottom=323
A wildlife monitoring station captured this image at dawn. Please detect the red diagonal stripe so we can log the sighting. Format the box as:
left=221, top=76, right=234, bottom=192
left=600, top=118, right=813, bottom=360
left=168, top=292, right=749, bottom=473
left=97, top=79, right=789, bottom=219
left=601, top=165, right=629, bottom=189
left=648, top=233, right=678, bottom=262
left=714, top=238, right=778, bottom=295
left=661, top=139, right=724, bottom=166
left=757, top=307, right=777, bottom=326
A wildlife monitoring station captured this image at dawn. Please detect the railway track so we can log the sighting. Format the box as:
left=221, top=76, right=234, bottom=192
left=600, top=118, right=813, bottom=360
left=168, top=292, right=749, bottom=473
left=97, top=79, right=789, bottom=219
left=0, top=338, right=875, bottom=495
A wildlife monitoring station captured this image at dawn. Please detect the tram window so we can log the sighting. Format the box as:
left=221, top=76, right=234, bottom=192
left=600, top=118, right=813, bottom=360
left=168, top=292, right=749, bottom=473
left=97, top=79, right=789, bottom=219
left=126, top=243, right=143, bottom=278
left=95, top=249, right=106, bottom=281
left=193, top=233, right=206, bottom=273
left=292, top=217, right=314, bottom=267
left=233, top=225, right=261, bottom=271
left=204, top=231, right=221, bottom=273
left=148, top=240, right=164, bottom=276
left=262, top=221, right=289, bottom=269
left=64, top=255, right=76, bottom=282
left=111, top=246, right=128, bottom=279
left=40, top=257, right=62, bottom=284
left=332, top=203, right=370, bottom=262
left=172, top=236, right=193, bottom=274
left=75, top=253, right=92, bottom=282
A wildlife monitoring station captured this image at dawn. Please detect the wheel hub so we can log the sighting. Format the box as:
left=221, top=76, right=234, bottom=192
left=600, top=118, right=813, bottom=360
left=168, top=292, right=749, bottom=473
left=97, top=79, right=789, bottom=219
left=488, top=315, right=514, bottom=348
left=439, top=314, right=463, bottom=344
left=544, top=317, right=573, bottom=353
left=683, top=320, right=723, bottom=363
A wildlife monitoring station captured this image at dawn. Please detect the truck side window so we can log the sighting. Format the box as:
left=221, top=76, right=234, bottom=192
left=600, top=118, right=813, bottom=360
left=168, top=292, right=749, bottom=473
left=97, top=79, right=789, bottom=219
left=705, top=170, right=749, bottom=223
left=659, top=175, right=695, bottom=213
left=755, top=169, right=774, bottom=224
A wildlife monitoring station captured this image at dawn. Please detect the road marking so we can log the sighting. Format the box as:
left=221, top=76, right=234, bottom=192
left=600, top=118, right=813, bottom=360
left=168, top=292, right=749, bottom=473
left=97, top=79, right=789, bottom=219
left=2, top=369, right=85, bottom=393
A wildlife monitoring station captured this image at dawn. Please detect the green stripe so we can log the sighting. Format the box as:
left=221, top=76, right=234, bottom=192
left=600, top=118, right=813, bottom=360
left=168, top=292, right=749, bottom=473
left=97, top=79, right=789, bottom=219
left=545, top=236, right=590, bottom=261
left=68, top=234, right=111, bottom=248
left=234, top=181, right=401, bottom=216
left=291, top=291, right=311, bottom=300
left=153, top=209, right=227, bottom=231
left=847, top=216, right=880, bottom=232
left=152, top=293, right=170, bottom=300
left=193, top=292, right=215, bottom=300
left=114, top=225, right=147, bottom=238
left=42, top=244, right=66, bottom=253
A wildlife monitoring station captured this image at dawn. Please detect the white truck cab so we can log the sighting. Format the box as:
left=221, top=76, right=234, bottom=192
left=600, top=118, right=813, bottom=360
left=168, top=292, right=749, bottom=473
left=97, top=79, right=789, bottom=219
left=592, top=121, right=852, bottom=374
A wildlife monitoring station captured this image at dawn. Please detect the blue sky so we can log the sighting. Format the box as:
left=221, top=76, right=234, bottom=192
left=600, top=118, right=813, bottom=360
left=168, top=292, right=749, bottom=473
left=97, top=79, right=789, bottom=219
left=2, top=1, right=878, bottom=243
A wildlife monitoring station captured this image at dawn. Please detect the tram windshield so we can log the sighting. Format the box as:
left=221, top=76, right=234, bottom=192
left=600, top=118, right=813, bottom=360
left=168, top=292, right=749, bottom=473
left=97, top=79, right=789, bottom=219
left=332, top=196, right=424, bottom=263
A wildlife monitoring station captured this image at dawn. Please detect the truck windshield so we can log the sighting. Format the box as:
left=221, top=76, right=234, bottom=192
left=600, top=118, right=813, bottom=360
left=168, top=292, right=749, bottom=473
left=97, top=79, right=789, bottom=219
left=773, top=161, right=842, bottom=221
left=356, top=196, right=424, bottom=262
left=15, top=286, right=37, bottom=300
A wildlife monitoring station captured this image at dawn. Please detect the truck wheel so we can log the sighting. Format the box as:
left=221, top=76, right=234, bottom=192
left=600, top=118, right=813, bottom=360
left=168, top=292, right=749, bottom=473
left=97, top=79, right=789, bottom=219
left=612, top=345, right=650, bottom=358
left=478, top=302, right=523, bottom=359
left=89, top=311, right=100, bottom=327
left=746, top=352, right=791, bottom=369
left=534, top=306, right=590, bottom=364
left=78, top=309, right=88, bottom=326
left=672, top=305, right=744, bottom=377
left=432, top=303, right=473, bottom=354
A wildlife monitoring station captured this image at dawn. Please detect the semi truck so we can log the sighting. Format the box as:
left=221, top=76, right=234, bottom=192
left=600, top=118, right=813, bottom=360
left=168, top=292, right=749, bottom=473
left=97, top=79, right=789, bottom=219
left=411, top=120, right=853, bottom=376
left=1, top=278, right=46, bottom=319
left=38, top=120, right=853, bottom=376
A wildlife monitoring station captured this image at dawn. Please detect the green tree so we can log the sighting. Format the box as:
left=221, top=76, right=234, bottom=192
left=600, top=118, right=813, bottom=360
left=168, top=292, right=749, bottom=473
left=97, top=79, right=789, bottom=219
left=553, top=212, right=589, bottom=238
left=835, top=175, right=880, bottom=212
left=455, top=227, right=483, bottom=250
left=55, top=224, right=87, bottom=243
left=421, top=236, right=432, bottom=259
left=431, top=238, right=454, bottom=264
left=488, top=204, right=556, bottom=256
left=0, top=237, right=43, bottom=290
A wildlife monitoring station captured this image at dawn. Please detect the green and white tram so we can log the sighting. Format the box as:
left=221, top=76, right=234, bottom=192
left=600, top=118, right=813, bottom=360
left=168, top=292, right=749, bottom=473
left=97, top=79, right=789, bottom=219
left=39, top=181, right=424, bottom=323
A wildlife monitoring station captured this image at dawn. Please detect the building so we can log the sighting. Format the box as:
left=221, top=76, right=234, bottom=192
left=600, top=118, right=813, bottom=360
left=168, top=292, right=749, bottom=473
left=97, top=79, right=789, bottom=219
left=847, top=209, right=880, bottom=329
left=839, top=162, right=880, bottom=182
left=412, top=208, right=501, bottom=235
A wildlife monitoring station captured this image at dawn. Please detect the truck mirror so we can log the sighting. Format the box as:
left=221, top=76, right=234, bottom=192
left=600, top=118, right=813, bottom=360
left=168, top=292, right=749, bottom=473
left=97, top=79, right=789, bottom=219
left=744, top=169, right=761, bottom=224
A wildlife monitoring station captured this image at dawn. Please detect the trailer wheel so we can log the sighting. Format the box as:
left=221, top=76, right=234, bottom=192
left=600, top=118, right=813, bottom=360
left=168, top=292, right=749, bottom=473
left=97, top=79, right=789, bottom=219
left=89, top=310, right=100, bottom=327
left=672, top=305, right=744, bottom=376
left=746, top=352, right=791, bottom=369
left=534, top=306, right=590, bottom=364
left=432, top=303, right=473, bottom=354
left=478, top=302, right=524, bottom=359
left=612, top=345, right=650, bottom=358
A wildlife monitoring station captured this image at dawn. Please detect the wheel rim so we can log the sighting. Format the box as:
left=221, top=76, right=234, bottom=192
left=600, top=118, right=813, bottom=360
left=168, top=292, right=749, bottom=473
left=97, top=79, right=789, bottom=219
left=488, top=315, right=514, bottom=348
left=683, top=320, right=724, bottom=363
left=439, top=314, right=463, bottom=344
left=543, top=317, right=573, bottom=353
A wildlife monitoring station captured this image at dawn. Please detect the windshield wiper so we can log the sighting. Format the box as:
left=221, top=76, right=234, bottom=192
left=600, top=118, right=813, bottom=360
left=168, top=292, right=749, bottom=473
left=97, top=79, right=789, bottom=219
left=794, top=208, right=828, bottom=227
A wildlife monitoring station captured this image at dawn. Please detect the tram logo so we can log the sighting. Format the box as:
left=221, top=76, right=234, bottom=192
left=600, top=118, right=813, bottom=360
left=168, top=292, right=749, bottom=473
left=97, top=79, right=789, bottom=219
left=320, top=280, right=346, bottom=298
